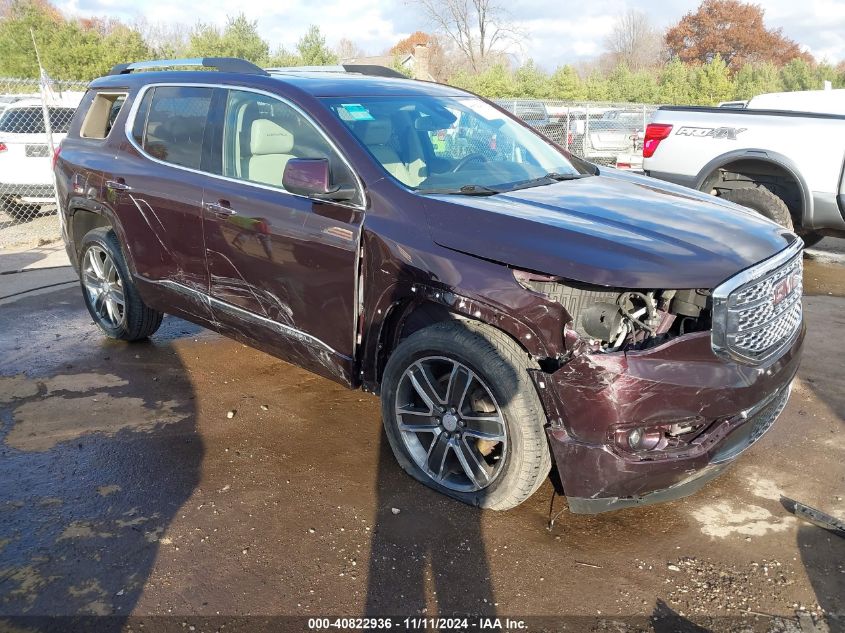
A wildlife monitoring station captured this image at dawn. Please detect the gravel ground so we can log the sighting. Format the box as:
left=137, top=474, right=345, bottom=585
left=0, top=257, right=842, bottom=633
left=0, top=208, right=61, bottom=250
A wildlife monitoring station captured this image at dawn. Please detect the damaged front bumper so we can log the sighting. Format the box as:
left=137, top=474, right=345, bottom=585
left=534, top=326, right=804, bottom=514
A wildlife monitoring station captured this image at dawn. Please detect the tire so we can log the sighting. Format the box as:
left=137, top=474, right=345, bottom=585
left=719, top=187, right=794, bottom=230
left=380, top=320, right=552, bottom=511
left=0, top=197, right=39, bottom=222
left=79, top=228, right=163, bottom=341
left=797, top=231, right=824, bottom=248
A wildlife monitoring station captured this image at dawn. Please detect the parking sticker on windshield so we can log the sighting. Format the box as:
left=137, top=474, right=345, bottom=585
left=341, top=103, right=375, bottom=121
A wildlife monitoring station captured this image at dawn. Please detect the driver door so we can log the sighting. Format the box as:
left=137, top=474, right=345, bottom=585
left=201, top=88, right=365, bottom=385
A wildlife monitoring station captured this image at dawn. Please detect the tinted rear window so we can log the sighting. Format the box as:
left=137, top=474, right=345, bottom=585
left=139, top=86, right=213, bottom=170
left=0, top=107, right=76, bottom=134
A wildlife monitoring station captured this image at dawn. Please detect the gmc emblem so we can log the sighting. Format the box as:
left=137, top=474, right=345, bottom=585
left=772, top=272, right=799, bottom=305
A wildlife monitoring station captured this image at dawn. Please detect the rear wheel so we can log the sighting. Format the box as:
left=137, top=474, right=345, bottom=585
left=380, top=320, right=551, bottom=510
left=719, top=187, right=794, bottom=231
left=79, top=228, right=163, bottom=341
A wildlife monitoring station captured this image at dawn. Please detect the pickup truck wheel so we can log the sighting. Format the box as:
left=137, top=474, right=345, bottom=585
left=719, top=187, right=794, bottom=231
left=79, top=228, right=163, bottom=341
left=380, top=320, right=551, bottom=511
left=797, top=231, right=824, bottom=248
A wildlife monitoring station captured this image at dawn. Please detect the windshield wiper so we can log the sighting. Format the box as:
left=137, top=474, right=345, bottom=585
left=544, top=172, right=589, bottom=181
left=419, top=184, right=502, bottom=196
left=507, top=172, right=590, bottom=191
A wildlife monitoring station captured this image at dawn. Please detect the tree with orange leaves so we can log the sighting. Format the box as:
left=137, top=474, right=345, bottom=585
left=664, top=0, right=813, bottom=69
left=390, top=31, right=431, bottom=56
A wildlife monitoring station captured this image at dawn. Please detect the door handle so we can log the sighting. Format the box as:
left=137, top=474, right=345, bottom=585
left=204, top=201, right=237, bottom=217
left=105, top=180, right=132, bottom=192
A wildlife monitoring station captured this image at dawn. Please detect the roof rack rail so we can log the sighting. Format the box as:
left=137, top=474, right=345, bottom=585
left=108, top=57, right=269, bottom=76
left=266, top=64, right=408, bottom=80
left=342, top=64, right=407, bottom=79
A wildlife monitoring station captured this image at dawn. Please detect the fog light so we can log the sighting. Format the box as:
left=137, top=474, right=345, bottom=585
left=627, top=427, right=644, bottom=449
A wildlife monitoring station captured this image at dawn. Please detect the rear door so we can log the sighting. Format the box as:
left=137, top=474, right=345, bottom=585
left=200, top=87, right=365, bottom=383
left=114, top=85, right=217, bottom=295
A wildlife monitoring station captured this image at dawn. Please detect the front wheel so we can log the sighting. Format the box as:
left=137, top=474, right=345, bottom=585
left=79, top=228, right=163, bottom=341
left=380, top=320, right=551, bottom=510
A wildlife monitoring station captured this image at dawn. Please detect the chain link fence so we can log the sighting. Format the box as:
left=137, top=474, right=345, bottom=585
left=495, top=100, right=658, bottom=169
left=0, top=76, right=658, bottom=251
left=0, top=77, right=88, bottom=250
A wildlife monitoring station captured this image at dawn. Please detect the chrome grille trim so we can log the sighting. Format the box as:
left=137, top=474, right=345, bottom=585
left=712, top=239, right=804, bottom=365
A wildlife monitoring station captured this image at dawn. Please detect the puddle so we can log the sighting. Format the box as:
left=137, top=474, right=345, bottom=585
left=803, top=258, right=845, bottom=297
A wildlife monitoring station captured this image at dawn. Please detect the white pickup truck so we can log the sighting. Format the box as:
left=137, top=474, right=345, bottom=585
left=642, top=89, right=845, bottom=246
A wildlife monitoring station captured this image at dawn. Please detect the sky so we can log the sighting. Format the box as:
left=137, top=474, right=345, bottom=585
left=55, top=0, right=845, bottom=68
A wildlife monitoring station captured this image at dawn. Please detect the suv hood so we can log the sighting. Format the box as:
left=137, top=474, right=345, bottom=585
left=423, top=170, right=795, bottom=289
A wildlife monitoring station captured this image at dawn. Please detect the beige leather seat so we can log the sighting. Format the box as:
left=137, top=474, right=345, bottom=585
left=358, top=119, right=416, bottom=186
left=247, top=119, right=296, bottom=187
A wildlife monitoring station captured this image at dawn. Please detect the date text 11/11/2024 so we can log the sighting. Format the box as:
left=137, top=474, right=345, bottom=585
left=307, top=617, right=529, bottom=630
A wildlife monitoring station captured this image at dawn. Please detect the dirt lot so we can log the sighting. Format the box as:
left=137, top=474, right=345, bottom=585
left=0, top=256, right=843, bottom=633
left=0, top=209, right=60, bottom=251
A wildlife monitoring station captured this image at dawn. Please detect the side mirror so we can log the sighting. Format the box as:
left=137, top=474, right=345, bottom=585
left=282, top=158, right=356, bottom=202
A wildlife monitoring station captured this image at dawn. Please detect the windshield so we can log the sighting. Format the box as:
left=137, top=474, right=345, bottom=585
left=322, top=95, right=587, bottom=195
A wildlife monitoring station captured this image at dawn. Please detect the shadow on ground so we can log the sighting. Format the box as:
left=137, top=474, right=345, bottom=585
left=0, top=286, right=204, bottom=630
left=365, top=432, right=496, bottom=616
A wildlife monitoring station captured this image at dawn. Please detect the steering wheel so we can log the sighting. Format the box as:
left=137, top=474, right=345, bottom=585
left=452, top=153, right=489, bottom=173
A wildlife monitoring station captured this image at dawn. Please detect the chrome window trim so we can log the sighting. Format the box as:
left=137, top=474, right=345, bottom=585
left=152, top=278, right=349, bottom=360
left=711, top=238, right=804, bottom=365
left=122, top=82, right=367, bottom=211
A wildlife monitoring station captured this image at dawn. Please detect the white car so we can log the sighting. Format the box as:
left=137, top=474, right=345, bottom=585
left=0, top=92, right=83, bottom=220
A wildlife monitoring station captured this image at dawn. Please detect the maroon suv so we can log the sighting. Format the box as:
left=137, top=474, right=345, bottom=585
left=55, top=58, right=804, bottom=512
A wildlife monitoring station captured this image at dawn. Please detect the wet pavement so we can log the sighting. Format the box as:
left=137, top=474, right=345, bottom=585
left=0, top=257, right=843, bottom=632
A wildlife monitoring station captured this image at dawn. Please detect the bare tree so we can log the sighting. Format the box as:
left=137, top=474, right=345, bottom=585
left=131, top=17, right=190, bottom=58
left=604, top=9, right=662, bottom=70
left=411, top=0, right=521, bottom=72
left=335, top=37, right=366, bottom=61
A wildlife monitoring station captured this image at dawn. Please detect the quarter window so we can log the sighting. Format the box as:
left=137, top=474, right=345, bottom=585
left=219, top=89, right=359, bottom=204
left=80, top=92, right=127, bottom=139
left=139, top=86, right=213, bottom=169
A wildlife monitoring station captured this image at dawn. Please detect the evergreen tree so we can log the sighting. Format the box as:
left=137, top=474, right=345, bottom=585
left=296, top=25, right=338, bottom=66
left=549, top=65, right=586, bottom=100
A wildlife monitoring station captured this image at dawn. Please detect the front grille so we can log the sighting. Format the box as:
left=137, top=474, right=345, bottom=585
left=712, top=242, right=804, bottom=364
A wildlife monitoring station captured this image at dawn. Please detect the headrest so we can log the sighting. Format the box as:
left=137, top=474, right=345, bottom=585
left=250, top=119, right=294, bottom=156
left=357, top=119, right=392, bottom=145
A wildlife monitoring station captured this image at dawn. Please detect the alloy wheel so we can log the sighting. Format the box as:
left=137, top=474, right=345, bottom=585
left=395, top=356, right=507, bottom=493
left=82, top=245, right=126, bottom=329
